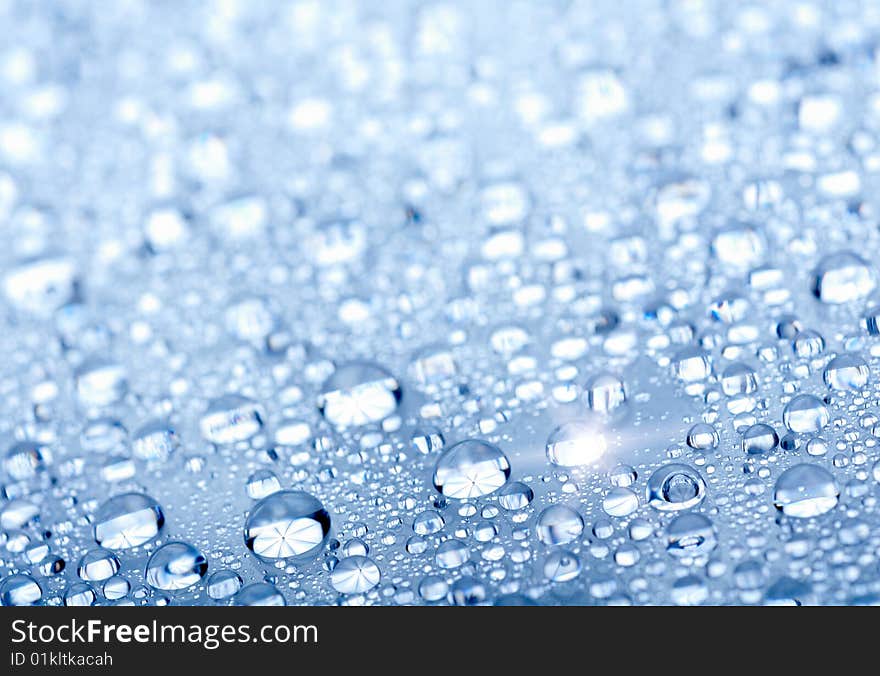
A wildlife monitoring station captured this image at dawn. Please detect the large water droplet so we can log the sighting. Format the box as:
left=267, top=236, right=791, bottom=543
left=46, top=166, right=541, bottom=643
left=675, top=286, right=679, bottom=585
left=536, top=504, right=584, bottom=545
left=145, top=541, right=208, bottom=591
left=318, top=361, right=401, bottom=428
left=584, top=373, right=627, bottom=413
left=647, top=463, right=707, bottom=511
left=199, top=394, right=264, bottom=444
left=812, top=252, right=875, bottom=304
left=432, top=439, right=511, bottom=499
left=782, top=394, right=830, bottom=434
left=244, top=490, right=331, bottom=560
left=823, top=354, right=869, bottom=391
left=545, top=421, right=606, bottom=467
left=93, top=493, right=165, bottom=550
left=666, top=513, right=717, bottom=558
left=329, top=555, right=381, bottom=594
left=0, top=573, right=42, bottom=606
left=773, top=464, right=839, bottom=517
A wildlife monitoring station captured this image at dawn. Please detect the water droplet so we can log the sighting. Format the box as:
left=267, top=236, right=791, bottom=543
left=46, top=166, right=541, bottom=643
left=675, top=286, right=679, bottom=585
left=497, top=481, right=533, bottom=510
left=0, top=573, right=42, bottom=606
left=77, top=548, right=120, bottom=581
left=75, top=358, right=128, bottom=407
left=536, top=504, right=584, bottom=545
left=545, top=421, right=606, bottom=467
left=199, top=394, right=264, bottom=444
left=433, top=439, right=510, bottom=499
left=318, top=362, right=401, bottom=428
left=4, top=440, right=51, bottom=480
left=773, top=464, right=839, bottom=517
left=812, top=252, right=875, bottom=304
left=712, top=223, right=765, bottom=269
left=93, top=493, right=165, bottom=550
left=543, top=550, right=581, bottom=582
left=823, top=354, right=869, bottom=391
left=246, top=469, right=282, bottom=500
left=584, top=373, right=627, bottom=413
left=234, top=582, right=286, bottom=606
left=435, top=538, right=470, bottom=568
left=329, top=555, right=381, bottom=594
left=782, top=394, right=830, bottom=434
left=672, top=347, right=712, bottom=382
left=742, top=423, right=779, bottom=455
left=3, top=255, right=78, bottom=316
left=602, top=487, right=639, bottom=517
left=244, top=490, right=331, bottom=560
left=647, top=463, right=707, bottom=511
left=206, top=570, right=242, bottom=600
left=666, top=513, right=717, bottom=558
left=63, top=583, right=96, bottom=607
left=687, top=423, right=719, bottom=450
left=145, top=542, right=208, bottom=591
left=131, top=419, right=179, bottom=461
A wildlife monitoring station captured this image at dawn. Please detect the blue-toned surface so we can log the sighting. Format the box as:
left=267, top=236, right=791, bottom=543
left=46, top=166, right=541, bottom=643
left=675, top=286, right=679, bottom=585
left=1, top=1, right=880, bottom=606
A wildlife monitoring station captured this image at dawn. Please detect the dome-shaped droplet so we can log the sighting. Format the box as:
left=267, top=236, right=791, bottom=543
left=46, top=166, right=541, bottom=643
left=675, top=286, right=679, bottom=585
left=479, top=180, right=530, bottom=226
left=545, top=421, right=606, bottom=467
left=686, top=423, right=719, bottom=450
left=741, top=423, right=779, bottom=455
left=782, top=394, right=829, bottom=434
left=647, top=463, right=707, bottom=511
left=773, top=464, right=839, bottom=517
left=432, top=439, right=511, bottom=499
left=103, top=576, right=130, bottom=600
left=0, top=499, right=39, bottom=530
left=63, top=583, right=96, bottom=607
left=318, top=361, right=401, bottom=428
left=543, top=550, right=581, bottom=582
left=77, top=548, right=120, bottom=581
left=536, top=504, right=584, bottom=545
left=793, top=329, right=825, bottom=358
left=497, top=481, right=533, bottom=510
left=81, top=418, right=126, bottom=453
left=199, top=394, right=264, bottom=444
left=711, top=222, right=765, bottom=269
left=4, top=440, right=51, bottom=480
left=3, top=255, right=78, bottom=317
left=412, top=510, right=445, bottom=536
left=410, top=345, right=458, bottom=386
left=244, top=490, right=331, bottom=560
left=708, top=291, right=750, bottom=323
left=602, top=487, right=639, bottom=517
left=329, top=555, right=381, bottom=594
left=75, top=357, right=128, bottom=407
left=418, top=575, right=449, bottom=602
left=234, top=582, right=286, bottom=606
left=0, top=573, right=42, bottom=606
left=411, top=426, right=445, bottom=455
left=206, top=570, right=242, bottom=600
left=131, top=419, right=179, bottom=461
left=823, top=354, right=869, bottom=391
left=655, top=176, right=710, bottom=229
left=666, top=513, right=717, bottom=558
left=245, top=469, right=282, bottom=500
left=225, top=296, right=276, bottom=342
left=672, top=347, right=712, bottom=382
left=811, top=251, right=875, bottom=304
left=93, top=493, right=165, bottom=550
left=720, top=362, right=758, bottom=396
left=435, top=539, right=470, bottom=568
left=145, top=541, right=208, bottom=591
left=584, top=373, right=626, bottom=413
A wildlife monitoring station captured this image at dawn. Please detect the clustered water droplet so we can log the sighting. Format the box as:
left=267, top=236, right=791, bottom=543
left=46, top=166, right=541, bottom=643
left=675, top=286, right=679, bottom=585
left=2, top=1, right=879, bottom=608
